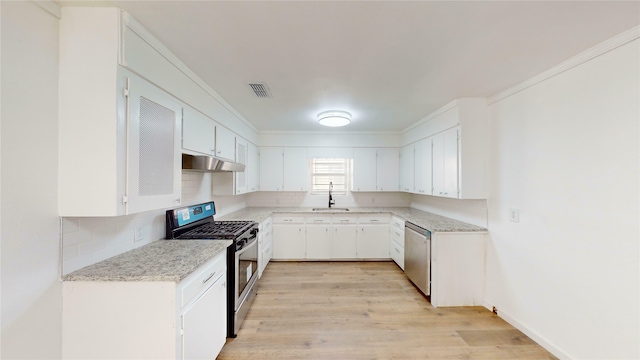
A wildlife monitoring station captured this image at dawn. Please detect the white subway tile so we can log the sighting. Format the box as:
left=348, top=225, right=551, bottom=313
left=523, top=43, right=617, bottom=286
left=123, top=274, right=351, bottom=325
left=62, top=218, right=80, bottom=234
left=78, top=238, right=106, bottom=256
left=63, top=229, right=92, bottom=246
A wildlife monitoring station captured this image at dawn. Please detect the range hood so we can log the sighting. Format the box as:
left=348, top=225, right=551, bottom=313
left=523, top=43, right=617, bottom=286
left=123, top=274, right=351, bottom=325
left=182, top=154, right=245, bottom=172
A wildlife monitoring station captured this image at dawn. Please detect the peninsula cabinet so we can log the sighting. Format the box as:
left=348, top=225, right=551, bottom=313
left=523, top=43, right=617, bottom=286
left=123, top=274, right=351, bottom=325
left=62, top=252, right=227, bottom=360
left=430, top=232, right=486, bottom=307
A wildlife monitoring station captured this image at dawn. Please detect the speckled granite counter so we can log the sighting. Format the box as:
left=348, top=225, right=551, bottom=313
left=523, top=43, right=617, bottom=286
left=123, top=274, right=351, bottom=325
left=63, top=240, right=232, bottom=282
left=218, top=207, right=486, bottom=233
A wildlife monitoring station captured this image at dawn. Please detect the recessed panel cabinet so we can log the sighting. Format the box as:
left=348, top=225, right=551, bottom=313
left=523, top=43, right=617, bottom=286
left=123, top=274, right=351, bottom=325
left=259, top=148, right=308, bottom=191
left=353, top=148, right=400, bottom=192
left=60, top=7, right=182, bottom=216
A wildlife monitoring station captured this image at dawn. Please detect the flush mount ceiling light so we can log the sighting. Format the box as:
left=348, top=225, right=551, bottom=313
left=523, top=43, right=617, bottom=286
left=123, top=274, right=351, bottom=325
left=317, top=110, right=351, bottom=127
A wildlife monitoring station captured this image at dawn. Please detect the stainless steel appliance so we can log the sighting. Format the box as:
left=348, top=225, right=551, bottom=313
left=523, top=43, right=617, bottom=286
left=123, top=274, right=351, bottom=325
left=166, top=202, right=258, bottom=338
left=404, top=222, right=431, bottom=296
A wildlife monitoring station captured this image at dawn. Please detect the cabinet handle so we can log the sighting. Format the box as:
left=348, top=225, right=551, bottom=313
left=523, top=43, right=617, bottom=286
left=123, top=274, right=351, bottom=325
left=370, top=220, right=379, bottom=223
left=395, top=248, right=400, bottom=253
left=175, top=198, right=181, bottom=203
left=340, top=220, right=350, bottom=223
left=314, top=219, right=323, bottom=222
left=202, top=271, right=216, bottom=284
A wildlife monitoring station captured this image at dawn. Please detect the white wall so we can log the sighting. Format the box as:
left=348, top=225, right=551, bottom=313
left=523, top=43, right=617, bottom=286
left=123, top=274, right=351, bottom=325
left=259, top=131, right=401, bottom=148
left=485, top=36, right=639, bottom=359
left=0, top=2, right=62, bottom=358
left=61, top=171, right=248, bottom=275
left=410, top=195, right=487, bottom=228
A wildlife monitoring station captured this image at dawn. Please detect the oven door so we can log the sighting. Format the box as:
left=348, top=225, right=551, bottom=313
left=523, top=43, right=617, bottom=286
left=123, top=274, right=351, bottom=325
left=235, top=235, right=258, bottom=307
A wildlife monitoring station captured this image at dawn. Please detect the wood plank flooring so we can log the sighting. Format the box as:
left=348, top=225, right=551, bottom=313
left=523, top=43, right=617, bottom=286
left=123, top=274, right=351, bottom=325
left=218, top=261, right=557, bottom=360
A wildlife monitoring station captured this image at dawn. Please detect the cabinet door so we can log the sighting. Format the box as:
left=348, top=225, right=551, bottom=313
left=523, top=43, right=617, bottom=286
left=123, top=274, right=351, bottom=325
left=215, top=125, right=235, bottom=161
left=248, top=142, right=260, bottom=192
left=235, top=137, right=248, bottom=194
left=272, top=225, right=306, bottom=259
left=400, top=145, right=414, bottom=192
left=182, top=107, right=215, bottom=155
left=182, top=274, right=226, bottom=360
left=259, top=148, right=284, bottom=191
left=353, top=148, right=377, bottom=191
left=376, top=148, right=399, bottom=192
left=433, top=127, right=459, bottom=198
left=127, top=76, right=182, bottom=214
left=306, top=225, right=332, bottom=259
left=283, top=148, right=308, bottom=191
left=357, top=225, right=390, bottom=259
left=414, top=138, right=432, bottom=195
left=332, top=225, right=357, bottom=259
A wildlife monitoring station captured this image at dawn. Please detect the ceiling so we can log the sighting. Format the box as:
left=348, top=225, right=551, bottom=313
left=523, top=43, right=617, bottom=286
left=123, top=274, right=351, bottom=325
left=90, top=1, right=639, bottom=132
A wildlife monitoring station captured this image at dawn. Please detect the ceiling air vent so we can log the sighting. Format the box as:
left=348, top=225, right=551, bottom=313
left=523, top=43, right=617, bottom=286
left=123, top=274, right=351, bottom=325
left=247, top=83, right=272, bottom=98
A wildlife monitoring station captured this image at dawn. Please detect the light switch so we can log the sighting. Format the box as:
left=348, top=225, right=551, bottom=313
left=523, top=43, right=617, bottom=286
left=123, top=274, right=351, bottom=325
left=134, top=227, right=144, bottom=242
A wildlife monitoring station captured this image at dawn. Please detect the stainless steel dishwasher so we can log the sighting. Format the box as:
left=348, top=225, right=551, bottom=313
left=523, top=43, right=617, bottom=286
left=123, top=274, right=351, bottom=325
left=404, top=222, right=431, bottom=296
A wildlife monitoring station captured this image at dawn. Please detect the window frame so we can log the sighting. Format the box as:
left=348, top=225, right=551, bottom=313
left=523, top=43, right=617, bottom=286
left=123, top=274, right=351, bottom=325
left=310, top=158, right=351, bottom=195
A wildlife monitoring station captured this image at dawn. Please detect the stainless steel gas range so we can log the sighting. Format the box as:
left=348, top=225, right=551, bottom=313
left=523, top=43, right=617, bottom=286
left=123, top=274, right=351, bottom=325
left=166, top=202, right=258, bottom=338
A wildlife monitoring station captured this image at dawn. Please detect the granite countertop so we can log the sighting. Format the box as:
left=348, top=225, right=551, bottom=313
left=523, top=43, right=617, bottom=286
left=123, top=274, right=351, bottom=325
left=63, top=239, right=232, bottom=282
left=218, top=207, right=487, bottom=233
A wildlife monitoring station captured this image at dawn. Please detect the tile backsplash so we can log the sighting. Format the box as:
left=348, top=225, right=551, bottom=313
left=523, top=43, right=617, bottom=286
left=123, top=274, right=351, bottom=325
left=62, top=168, right=410, bottom=274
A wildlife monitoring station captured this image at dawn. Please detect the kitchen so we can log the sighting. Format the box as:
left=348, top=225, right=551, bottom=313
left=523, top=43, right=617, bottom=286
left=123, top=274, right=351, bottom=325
left=1, top=1, right=638, bottom=360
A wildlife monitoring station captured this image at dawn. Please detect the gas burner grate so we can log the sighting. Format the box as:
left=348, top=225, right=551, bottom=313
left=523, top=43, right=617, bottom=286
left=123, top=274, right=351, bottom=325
left=178, top=221, right=254, bottom=239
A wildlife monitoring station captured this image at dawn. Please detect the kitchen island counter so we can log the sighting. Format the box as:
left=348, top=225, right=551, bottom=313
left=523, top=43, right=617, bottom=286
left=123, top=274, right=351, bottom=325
left=218, top=207, right=486, bottom=233
left=62, top=239, right=232, bottom=282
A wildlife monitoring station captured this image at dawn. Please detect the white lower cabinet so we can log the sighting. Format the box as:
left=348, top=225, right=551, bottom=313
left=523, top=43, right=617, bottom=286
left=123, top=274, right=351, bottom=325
left=356, top=215, right=390, bottom=259
left=430, top=232, right=486, bottom=307
left=258, top=217, right=273, bottom=277
left=306, top=216, right=332, bottom=259
left=272, top=216, right=306, bottom=259
left=389, top=216, right=405, bottom=269
left=332, top=217, right=358, bottom=259
left=62, top=252, right=227, bottom=360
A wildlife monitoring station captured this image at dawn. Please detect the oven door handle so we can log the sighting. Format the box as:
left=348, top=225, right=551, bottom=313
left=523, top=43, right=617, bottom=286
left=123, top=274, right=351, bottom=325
left=236, top=235, right=257, bottom=255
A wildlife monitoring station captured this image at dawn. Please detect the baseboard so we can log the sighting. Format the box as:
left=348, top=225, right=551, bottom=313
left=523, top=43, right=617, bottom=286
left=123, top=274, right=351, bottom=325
left=482, top=301, right=570, bottom=360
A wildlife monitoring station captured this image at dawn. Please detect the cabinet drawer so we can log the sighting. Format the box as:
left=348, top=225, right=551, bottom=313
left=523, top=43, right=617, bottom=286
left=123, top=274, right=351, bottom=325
left=333, top=216, right=357, bottom=224
left=181, top=253, right=226, bottom=307
left=306, top=216, right=331, bottom=224
left=357, top=214, right=390, bottom=224
left=273, top=216, right=305, bottom=224
left=261, top=217, right=273, bottom=231
left=390, top=240, right=404, bottom=270
left=391, top=228, right=404, bottom=246
left=391, top=216, right=405, bottom=230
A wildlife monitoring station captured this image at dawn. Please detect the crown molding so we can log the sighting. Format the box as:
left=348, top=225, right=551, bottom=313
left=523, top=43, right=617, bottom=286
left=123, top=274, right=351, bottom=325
left=34, top=0, right=61, bottom=18
left=488, top=25, right=640, bottom=104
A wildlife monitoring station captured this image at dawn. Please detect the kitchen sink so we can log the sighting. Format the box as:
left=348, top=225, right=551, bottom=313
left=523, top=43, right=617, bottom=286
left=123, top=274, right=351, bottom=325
left=312, top=207, right=350, bottom=212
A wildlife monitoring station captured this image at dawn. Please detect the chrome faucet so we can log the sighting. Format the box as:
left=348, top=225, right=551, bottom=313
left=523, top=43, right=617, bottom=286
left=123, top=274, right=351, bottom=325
left=328, top=181, right=335, bottom=208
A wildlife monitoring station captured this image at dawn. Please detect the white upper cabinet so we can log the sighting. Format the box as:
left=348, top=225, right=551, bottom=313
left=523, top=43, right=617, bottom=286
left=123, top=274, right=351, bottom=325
left=283, top=148, right=308, bottom=191
left=414, top=137, right=433, bottom=195
left=432, top=127, right=459, bottom=198
left=259, top=148, right=284, bottom=191
left=353, top=148, right=400, bottom=192
left=376, top=148, right=400, bottom=192
left=400, top=145, right=415, bottom=193
left=182, top=107, right=215, bottom=155
left=259, top=148, right=308, bottom=191
left=404, top=99, right=488, bottom=199
left=353, top=148, right=378, bottom=191
left=234, top=137, right=248, bottom=194
left=247, top=142, right=260, bottom=192
left=59, top=7, right=182, bottom=216
left=215, top=125, right=236, bottom=161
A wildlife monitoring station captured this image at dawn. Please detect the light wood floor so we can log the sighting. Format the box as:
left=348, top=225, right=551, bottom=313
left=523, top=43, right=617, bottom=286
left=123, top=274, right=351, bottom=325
left=218, top=261, right=557, bottom=360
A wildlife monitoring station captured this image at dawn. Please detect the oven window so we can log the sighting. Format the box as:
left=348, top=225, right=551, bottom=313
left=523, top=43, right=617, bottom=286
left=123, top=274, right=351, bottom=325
left=237, top=240, right=258, bottom=295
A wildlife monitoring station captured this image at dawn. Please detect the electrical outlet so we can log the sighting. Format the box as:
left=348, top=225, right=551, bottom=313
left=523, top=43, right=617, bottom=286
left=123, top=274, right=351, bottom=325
left=134, top=227, right=144, bottom=242
left=509, top=208, right=520, bottom=223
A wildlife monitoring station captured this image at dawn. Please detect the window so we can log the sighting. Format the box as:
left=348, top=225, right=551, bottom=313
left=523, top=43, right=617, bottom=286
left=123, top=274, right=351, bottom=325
left=310, top=158, right=350, bottom=195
